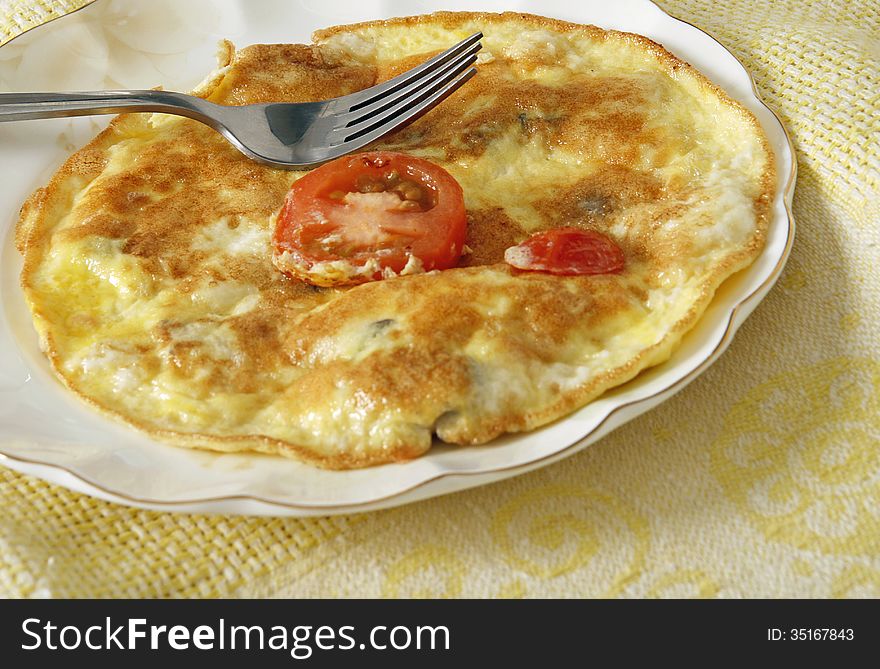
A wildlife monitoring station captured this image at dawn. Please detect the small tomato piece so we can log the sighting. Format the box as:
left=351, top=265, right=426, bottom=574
left=504, top=227, right=625, bottom=275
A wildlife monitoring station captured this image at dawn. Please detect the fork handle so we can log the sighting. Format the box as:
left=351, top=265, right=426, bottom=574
left=0, top=90, right=217, bottom=123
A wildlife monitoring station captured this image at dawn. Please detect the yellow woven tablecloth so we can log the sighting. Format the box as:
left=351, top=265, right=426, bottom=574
left=1, top=0, right=877, bottom=598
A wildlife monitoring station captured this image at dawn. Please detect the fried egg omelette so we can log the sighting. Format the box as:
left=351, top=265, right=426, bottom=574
left=15, top=12, right=775, bottom=468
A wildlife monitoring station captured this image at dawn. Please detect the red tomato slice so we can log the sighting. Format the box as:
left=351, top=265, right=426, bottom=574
left=272, top=151, right=467, bottom=286
left=504, top=227, right=625, bottom=275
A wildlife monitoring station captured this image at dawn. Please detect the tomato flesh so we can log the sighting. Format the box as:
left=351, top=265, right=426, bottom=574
left=504, top=227, right=625, bottom=275
left=272, top=152, right=467, bottom=286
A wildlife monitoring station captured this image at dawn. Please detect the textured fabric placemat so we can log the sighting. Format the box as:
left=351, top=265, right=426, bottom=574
left=0, top=0, right=81, bottom=40
left=0, top=0, right=877, bottom=598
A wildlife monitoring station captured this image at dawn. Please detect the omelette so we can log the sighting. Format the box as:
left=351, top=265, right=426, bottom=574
left=15, top=12, right=775, bottom=468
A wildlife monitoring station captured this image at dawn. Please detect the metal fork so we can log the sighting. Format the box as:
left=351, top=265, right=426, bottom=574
left=0, top=32, right=482, bottom=169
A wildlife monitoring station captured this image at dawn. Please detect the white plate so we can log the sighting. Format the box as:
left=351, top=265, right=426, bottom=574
left=0, top=0, right=795, bottom=516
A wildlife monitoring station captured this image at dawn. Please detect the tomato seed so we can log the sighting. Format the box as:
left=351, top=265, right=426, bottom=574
left=356, top=175, right=384, bottom=193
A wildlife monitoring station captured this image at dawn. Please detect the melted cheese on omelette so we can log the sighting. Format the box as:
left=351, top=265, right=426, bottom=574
left=16, top=12, right=774, bottom=468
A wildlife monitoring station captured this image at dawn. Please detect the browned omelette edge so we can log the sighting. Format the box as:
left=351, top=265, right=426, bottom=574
left=15, top=11, right=776, bottom=470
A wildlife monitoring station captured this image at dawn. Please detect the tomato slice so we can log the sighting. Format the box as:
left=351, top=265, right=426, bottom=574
left=504, top=227, right=625, bottom=275
left=272, top=151, right=467, bottom=286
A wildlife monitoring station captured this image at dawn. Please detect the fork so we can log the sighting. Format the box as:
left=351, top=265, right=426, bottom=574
left=0, top=32, right=482, bottom=169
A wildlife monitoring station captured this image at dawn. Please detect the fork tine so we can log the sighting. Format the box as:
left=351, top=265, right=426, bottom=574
left=325, top=49, right=477, bottom=145
left=339, top=42, right=481, bottom=129
left=338, top=32, right=482, bottom=112
left=336, top=53, right=477, bottom=143
left=333, top=66, right=477, bottom=150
